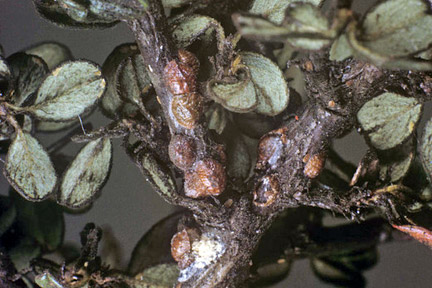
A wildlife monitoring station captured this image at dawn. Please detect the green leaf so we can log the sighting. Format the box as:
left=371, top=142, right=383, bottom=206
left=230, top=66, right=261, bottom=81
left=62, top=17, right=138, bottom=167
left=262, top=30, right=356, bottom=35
left=311, top=257, right=365, bottom=288
left=23, top=61, right=105, bottom=121
left=4, top=130, right=57, bottom=201
left=420, top=118, right=432, bottom=183
left=128, top=212, right=183, bottom=275
left=232, top=14, right=292, bottom=42
left=59, top=138, right=112, bottom=208
left=205, top=104, right=228, bottom=134
left=172, top=15, right=225, bottom=49
left=12, top=193, right=64, bottom=251
left=33, top=0, right=118, bottom=29
left=226, top=133, right=251, bottom=184
left=207, top=70, right=258, bottom=113
left=0, top=57, right=11, bottom=97
left=117, top=53, right=152, bottom=107
left=36, top=120, right=78, bottom=132
left=35, top=272, right=65, bottom=288
left=0, top=196, right=16, bottom=237
left=379, top=140, right=414, bottom=183
left=249, top=0, right=323, bottom=25
left=9, top=238, right=41, bottom=272
left=357, top=93, right=422, bottom=150
left=241, top=52, right=289, bottom=116
left=329, top=34, right=353, bottom=61
left=133, top=264, right=179, bottom=287
left=361, top=0, right=432, bottom=58
left=26, top=42, right=73, bottom=70
left=7, top=53, right=48, bottom=106
left=136, top=152, right=177, bottom=201
left=101, top=43, right=139, bottom=117
left=88, top=0, right=148, bottom=21
left=162, top=0, right=189, bottom=8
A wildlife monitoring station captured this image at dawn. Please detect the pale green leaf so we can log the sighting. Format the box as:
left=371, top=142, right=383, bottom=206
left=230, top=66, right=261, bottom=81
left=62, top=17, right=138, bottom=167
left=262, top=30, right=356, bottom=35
left=35, top=272, right=65, bottom=288
left=88, top=0, right=148, bottom=21
left=329, top=34, right=353, bottom=61
left=250, top=0, right=323, bottom=25
left=205, top=104, right=228, bottom=134
left=172, top=15, right=225, bottom=49
left=137, top=152, right=177, bottom=200
left=33, top=0, right=118, bottom=29
left=5, top=130, right=57, bottom=201
left=101, top=43, right=139, bottom=117
left=0, top=57, right=10, bottom=79
left=37, top=120, right=77, bottom=132
left=7, top=53, right=48, bottom=106
left=117, top=53, right=152, bottom=107
left=162, top=0, right=189, bottom=8
left=241, top=52, right=289, bottom=116
left=207, top=70, right=258, bottom=113
left=361, top=0, right=432, bottom=57
left=134, top=264, right=179, bottom=287
left=59, top=138, right=112, bottom=208
left=232, top=14, right=291, bottom=42
left=26, top=42, right=73, bottom=70
left=24, top=61, right=105, bottom=121
left=420, top=118, right=432, bottom=183
left=357, top=93, right=422, bottom=150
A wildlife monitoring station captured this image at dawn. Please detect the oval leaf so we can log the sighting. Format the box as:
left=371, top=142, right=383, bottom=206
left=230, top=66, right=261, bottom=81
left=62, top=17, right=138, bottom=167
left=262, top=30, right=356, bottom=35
left=7, top=53, right=48, bottom=106
left=241, top=52, right=289, bottom=116
left=133, top=264, right=179, bottom=287
left=420, top=118, right=432, bottom=183
left=33, top=0, right=119, bottom=29
left=250, top=0, right=323, bottom=25
left=25, top=61, right=106, bottom=121
left=357, top=93, right=422, bottom=150
left=329, top=34, right=352, bottom=61
left=88, top=0, right=148, bottom=21
left=379, top=140, right=414, bottom=183
left=136, top=152, right=177, bottom=200
left=4, top=130, right=57, bottom=201
left=172, top=15, right=225, bottom=49
left=59, top=137, right=112, bottom=208
left=117, top=53, right=152, bottom=107
left=101, top=43, right=139, bottom=117
left=207, top=71, right=258, bottom=113
left=361, top=0, right=432, bottom=58
left=26, top=42, right=73, bottom=70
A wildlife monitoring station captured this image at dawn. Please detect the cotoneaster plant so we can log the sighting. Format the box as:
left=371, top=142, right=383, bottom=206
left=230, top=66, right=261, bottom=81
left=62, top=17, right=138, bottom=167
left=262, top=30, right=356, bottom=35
left=1, top=0, right=432, bottom=287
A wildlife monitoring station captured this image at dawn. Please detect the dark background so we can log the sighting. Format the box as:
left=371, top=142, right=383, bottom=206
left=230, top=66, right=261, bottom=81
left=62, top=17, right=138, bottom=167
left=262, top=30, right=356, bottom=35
left=0, top=1, right=431, bottom=287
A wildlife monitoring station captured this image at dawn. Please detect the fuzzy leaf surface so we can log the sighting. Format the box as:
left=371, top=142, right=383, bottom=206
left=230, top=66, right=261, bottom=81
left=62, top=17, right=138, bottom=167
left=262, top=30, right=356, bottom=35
left=59, top=138, right=112, bottom=208
left=5, top=131, right=57, bottom=201
left=357, top=93, right=422, bottom=150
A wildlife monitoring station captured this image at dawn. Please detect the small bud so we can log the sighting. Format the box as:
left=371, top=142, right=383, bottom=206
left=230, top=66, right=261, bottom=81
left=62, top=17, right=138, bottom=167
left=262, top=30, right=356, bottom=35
left=169, top=135, right=196, bottom=170
left=184, top=158, right=226, bottom=198
left=253, top=175, right=280, bottom=207
left=303, top=152, right=326, bottom=179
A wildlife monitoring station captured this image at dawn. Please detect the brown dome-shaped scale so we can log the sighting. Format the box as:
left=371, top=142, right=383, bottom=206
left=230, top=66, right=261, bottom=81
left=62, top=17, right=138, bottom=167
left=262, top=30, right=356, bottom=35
left=169, top=135, right=196, bottom=170
left=253, top=175, right=280, bottom=208
left=184, top=158, right=226, bottom=198
left=171, top=92, right=203, bottom=129
left=257, top=134, right=284, bottom=169
left=171, top=229, right=191, bottom=262
left=303, top=152, right=326, bottom=179
left=178, top=49, right=200, bottom=75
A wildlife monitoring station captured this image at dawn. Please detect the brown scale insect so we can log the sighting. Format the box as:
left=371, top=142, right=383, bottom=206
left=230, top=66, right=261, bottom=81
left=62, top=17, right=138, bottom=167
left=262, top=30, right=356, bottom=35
left=303, top=152, right=327, bottom=179
left=170, top=229, right=197, bottom=269
left=253, top=175, right=280, bottom=208
left=168, top=134, right=197, bottom=171
left=164, top=50, right=203, bottom=129
left=184, top=158, right=226, bottom=198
